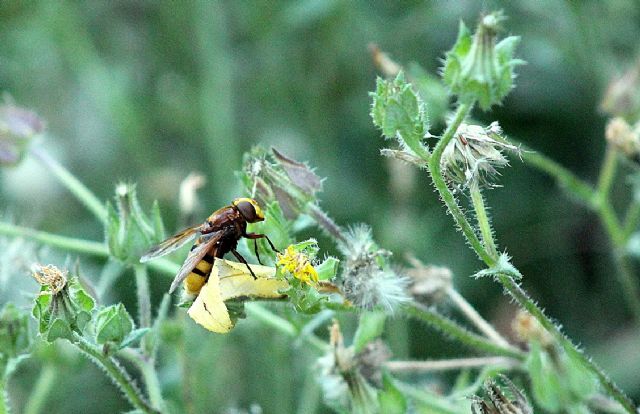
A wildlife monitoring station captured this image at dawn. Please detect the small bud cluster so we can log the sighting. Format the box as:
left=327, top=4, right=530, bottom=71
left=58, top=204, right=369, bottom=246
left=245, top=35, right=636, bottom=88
left=512, top=309, right=553, bottom=348
left=441, top=121, right=519, bottom=191
left=406, top=257, right=452, bottom=305
left=605, top=117, right=640, bottom=163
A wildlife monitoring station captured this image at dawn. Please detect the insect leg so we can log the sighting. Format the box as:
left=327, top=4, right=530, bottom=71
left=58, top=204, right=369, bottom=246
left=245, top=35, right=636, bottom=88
left=244, top=233, right=280, bottom=254
left=253, top=239, right=263, bottom=265
left=231, top=249, right=257, bottom=280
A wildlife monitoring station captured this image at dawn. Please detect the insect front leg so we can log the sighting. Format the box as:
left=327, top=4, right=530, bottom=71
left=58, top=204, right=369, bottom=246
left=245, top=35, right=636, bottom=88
left=231, top=249, right=257, bottom=280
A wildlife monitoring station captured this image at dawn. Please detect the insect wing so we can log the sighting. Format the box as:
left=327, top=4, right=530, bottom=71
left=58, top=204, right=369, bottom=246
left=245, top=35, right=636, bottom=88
left=168, top=231, right=222, bottom=293
left=140, top=226, right=199, bottom=262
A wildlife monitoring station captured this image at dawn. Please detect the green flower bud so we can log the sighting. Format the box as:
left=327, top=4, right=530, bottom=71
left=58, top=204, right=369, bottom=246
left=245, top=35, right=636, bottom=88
left=106, top=183, right=165, bottom=264
left=0, top=101, right=45, bottom=166
left=31, top=265, right=95, bottom=342
left=370, top=73, right=430, bottom=156
left=442, top=11, right=523, bottom=110
left=95, top=304, right=148, bottom=351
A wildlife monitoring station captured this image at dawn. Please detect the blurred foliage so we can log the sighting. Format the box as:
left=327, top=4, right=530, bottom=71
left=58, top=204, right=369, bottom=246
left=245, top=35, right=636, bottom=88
left=2, top=0, right=640, bottom=412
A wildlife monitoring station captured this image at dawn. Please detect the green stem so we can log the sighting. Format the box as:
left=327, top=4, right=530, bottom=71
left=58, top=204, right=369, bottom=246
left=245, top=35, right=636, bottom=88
left=597, top=147, right=619, bottom=199
left=470, top=184, right=498, bottom=260
left=385, top=356, right=518, bottom=372
left=119, top=349, right=166, bottom=412
left=447, top=288, right=509, bottom=347
left=404, top=303, right=525, bottom=360
left=427, top=103, right=494, bottom=265
left=0, top=222, right=109, bottom=257
left=520, top=148, right=596, bottom=208
left=23, top=364, right=56, bottom=414
left=72, top=334, right=158, bottom=414
left=134, top=265, right=152, bottom=329
left=495, top=272, right=637, bottom=414
left=30, top=147, right=107, bottom=221
left=245, top=303, right=328, bottom=352
left=623, top=200, right=640, bottom=240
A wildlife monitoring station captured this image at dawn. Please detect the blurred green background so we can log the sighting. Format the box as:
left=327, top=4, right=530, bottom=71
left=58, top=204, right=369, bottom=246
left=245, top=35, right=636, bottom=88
left=1, top=0, right=640, bottom=412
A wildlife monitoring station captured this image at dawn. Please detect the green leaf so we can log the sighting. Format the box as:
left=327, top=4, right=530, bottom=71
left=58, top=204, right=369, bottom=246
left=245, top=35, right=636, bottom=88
left=378, top=372, right=407, bottom=414
left=353, top=310, right=386, bottom=353
left=316, top=256, right=339, bottom=280
left=95, top=304, right=134, bottom=347
left=46, top=318, right=72, bottom=342
left=120, top=328, right=150, bottom=349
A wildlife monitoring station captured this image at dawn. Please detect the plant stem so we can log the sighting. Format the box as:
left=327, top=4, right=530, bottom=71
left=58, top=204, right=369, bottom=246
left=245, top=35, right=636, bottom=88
left=119, top=348, right=166, bottom=413
left=23, top=364, right=56, bottom=414
left=307, top=204, right=348, bottom=245
left=447, top=288, right=510, bottom=347
left=404, top=302, right=525, bottom=360
left=0, top=222, right=109, bottom=257
left=30, top=147, right=107, bottom=221
left=134, top=265, right=152, bottom=329
left=469, top=184, right=498, bottom=260
left=597, top=147, right=619, bottom=199
left=612, top=252, right=640, bottom=323
left=245, top=303, right=328, bottom=352
left=427, top=102, right=494, bottom=265
left=623, top=200, right=640, bottom=240
left=72, top=334, right=158, bottom=414
left=385, top=356, right=519, bottom=372
left=495, top=272, right=637, bottom=414
left=0, top=380, right=8, bottom=414
left=520, top=148, right=596, bottom=208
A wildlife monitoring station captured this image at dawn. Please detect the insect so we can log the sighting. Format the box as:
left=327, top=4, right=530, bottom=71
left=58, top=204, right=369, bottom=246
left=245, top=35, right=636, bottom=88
left=140, top=198, right=279, bottom=295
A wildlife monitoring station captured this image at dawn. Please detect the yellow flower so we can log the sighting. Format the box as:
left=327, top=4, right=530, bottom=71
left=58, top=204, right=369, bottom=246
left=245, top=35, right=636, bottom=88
left=277, top=245, right=319, bottom=285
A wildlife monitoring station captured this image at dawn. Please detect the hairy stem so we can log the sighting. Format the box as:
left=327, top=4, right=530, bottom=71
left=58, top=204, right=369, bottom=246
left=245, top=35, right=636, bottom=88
left=307, top=204, right=348, bottom=245
left=404, top=302, right=525, bottom=360
left=470, top=184, right=498, bottom=260
left=447, top=288, right=510, bottom=347
left=72, top=334, right=158, bottom=414
left=520, top=148, right=596, bottom=208
left=427, top=103, right=494, bottom=265
left=385, top=356, right=519, bottom=372
left=119, top=348, right=166, bottom=412
left=23, top=364, right=56, bottom=414
left=495, top=272, right=637, bottom=414
left=30, top=147, right=107, bottom=221
left=134, top=265, right=152, bottom=329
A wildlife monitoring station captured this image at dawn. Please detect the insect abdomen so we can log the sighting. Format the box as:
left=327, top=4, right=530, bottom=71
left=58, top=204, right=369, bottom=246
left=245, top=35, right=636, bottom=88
left=184, top=254, right=214, bottom=296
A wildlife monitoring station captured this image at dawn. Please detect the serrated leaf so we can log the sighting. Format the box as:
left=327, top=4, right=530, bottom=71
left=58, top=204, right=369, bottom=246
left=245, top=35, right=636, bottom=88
left=353, top=310, right=386, bottom=353
left=46, top=318, right=72, bottom=342
left=95, top=304, right=134, bottom=346
left=316, top=256, right=339, bottom=280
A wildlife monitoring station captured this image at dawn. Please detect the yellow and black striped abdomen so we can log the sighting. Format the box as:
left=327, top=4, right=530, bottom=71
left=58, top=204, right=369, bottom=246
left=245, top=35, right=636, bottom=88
left=184, top=254, right=214, bottom=296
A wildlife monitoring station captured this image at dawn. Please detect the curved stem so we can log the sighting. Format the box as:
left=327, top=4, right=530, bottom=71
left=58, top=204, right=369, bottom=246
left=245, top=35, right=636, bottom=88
left=427, top=102, right=494, bottom=265
left=470, top=184, right=498, bottom=260
left=495, top=272, right=637, bottom=414
left=597, top=147, right=619, bottom=198
left=447, top=288, right=509, bottom=347
left=404, top=302, right=525, bottom=360
left=119, top=349, right=166, bottom=412
left=30, top=147, right=107, bottom=222
left=72, top=334, right=158, bottom=414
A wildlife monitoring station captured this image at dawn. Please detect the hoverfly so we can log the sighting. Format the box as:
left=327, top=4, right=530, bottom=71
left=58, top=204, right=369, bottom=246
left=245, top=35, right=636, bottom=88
left=140, top=197, right=279, bottom=295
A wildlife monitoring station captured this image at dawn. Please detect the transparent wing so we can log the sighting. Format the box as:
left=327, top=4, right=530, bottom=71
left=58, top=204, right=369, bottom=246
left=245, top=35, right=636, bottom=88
left=140, top=226, right=200, bottom=262
left=168, top=231, right=223, bottom=293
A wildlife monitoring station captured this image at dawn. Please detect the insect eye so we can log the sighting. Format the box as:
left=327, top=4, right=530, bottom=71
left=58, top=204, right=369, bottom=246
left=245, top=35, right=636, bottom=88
left=236, top=201, right=258, bottom=222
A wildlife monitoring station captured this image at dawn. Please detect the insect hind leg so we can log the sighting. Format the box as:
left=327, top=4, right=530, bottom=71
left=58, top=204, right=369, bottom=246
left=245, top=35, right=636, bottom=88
left=231, top=249, right=257, bottom=280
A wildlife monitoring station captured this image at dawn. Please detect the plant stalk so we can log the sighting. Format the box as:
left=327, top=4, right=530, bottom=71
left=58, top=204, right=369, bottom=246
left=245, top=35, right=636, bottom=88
left=495, top=272, right=637, bottom=414
left=119, top=348, right=166, bottom=412
left=404, top=302, right=524, bottom=360
left=427, top=102, right=494, bottom=265
left=72, top=334, right=158, bottom=414
left=469, top=184, right=498, bottom=260
left=23, top=364, right=56, bottom=414
left=447, top=288, right=510, bottom=347
left=386, top=356, right=519, bottom=372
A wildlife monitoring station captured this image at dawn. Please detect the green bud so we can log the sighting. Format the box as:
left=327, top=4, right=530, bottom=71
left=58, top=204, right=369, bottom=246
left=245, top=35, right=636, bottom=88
left=0, top=303, right=30, bottom=378
left=106, top=183, right=165, bottom=264
left=0, top=101, right=45, bottom=166
left=442, top=11, right=523, bottom=110
left=370, top=73, right=430, bottom=155
left=95, top=304, right=147, bottom=350
left=31, top=265, right=95, bottom=342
